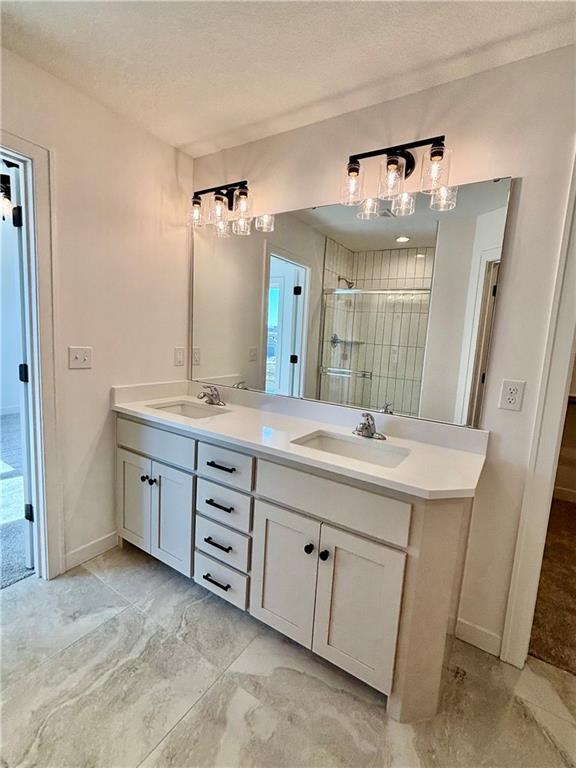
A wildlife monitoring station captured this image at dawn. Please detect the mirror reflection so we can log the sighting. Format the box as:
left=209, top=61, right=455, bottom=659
left=193, top=178, right=510, bottom=426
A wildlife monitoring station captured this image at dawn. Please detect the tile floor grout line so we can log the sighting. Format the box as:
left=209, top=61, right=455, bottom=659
left=78, top=563, right=144, bottom=608
left=133, top=630, right=267, bottom=768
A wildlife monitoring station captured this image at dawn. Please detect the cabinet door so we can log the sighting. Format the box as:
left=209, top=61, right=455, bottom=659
left=250, top=501, right=320, bottom=647
left=150, top=461, right=194, bottom=576
left=116, top=449, right=152, bottom=552
left=313, top=525, right=406, bottom=694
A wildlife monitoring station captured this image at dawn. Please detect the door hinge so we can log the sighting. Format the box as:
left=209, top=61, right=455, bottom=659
left=492, top=284, right=497, bottom=298
left=24, top=503, right=34, bottom=522
left=19, top=363, right=29, bottom=383
left=289, top=354, right=299, bottom=364
left=293, top=285, right=302, bottom=296
left=12, top=205, right=23, bottom=228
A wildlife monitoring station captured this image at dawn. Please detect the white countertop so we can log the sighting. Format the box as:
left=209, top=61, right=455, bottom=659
left=113, top=395, right=486, bottom=500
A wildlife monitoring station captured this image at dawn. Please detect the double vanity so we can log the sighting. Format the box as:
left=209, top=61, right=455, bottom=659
left=112, top=382, right=487, bottom=723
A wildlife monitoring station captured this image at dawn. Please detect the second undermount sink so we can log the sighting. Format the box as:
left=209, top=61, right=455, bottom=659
left=151, top=401, right=230, bottom=419
left=291, top=430, right=410, bottom=469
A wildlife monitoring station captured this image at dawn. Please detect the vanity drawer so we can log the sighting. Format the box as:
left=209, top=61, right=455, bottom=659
left=256, top=460, right=411, bottom=548
left=194, top=551, right=248, bottom=610
left=196, top=478, right=253, bottom=533
left=195, top=514, right=251, bottom=573
left=117, top=418, right=195, bottom=473
left=197, top=442, right=254, bottom=492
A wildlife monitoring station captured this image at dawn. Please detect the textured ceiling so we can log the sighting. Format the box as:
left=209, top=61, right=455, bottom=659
left=2, top=1, right=574, bottom=157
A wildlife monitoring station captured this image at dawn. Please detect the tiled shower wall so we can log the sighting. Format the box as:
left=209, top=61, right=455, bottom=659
left=320, top=243, right=435, bottom=416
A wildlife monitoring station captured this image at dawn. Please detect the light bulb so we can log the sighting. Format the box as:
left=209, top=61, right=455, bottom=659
left=340, top=161, right=364, bottom=206
left=215, top=219, right=230, bottom=238
left=232, top=217, right=252, bottom=236
left=233, top=187, right=252, bottom=221
left=421, top=145, right=451, bottom=194
left=391, top=192, right=415, bottom=217
left=430, top=185, right=458, bottom=211
left=187, top=196, right=204, bottom=228
left=378, top=155, right=405, bottom=200
left=209, top=192, right=228, bottom=225
left=255, top=214, right=275, bottom=232
left=357, top=197, right=380, bottom=220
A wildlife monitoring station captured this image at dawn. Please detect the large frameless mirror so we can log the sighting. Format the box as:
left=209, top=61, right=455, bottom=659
left=192, top=177, right=511, bottom=426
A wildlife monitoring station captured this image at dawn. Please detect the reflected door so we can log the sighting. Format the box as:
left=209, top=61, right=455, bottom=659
left=265, top=255, right=308, bottom=397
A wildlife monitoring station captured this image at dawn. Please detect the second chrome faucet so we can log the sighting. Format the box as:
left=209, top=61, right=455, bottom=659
left=353, top=413, right=386, bottom=440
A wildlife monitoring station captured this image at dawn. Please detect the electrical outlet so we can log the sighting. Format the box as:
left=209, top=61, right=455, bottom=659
left=192, top=347, right=201, bottom=366
left=174, top=347, right=185, bottom=367
left=248, top=346, right=258, bottom=363
left=68, top=346, right=92, bottom=369
left=498, top=379, right=526, bottom=411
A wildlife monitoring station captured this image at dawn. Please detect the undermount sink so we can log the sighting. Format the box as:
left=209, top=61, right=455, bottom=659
left=150, top=401, right=230, bottom=419
left=291, top=430, right=410, bottom=469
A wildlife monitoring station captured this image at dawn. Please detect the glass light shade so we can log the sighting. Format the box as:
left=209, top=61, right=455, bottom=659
left=377, top=155, right=405, bottom=200
left=430, top=185, right=458, bottom=211
left=214, top=219, right=230, bottom=238
left=232, top=217, right=252, bottom=236
left=209, top=193, right=228, bottom=225
left=357, top=197, right=380, bottom=220
left=391, top=192, right=416, bottom=217
left=233, top=188, right=252, bottom=221
left=187, top=197, right=204, bottom=228
left=255, top=214, right=275, bottom=232
left=421, top=145, right=451, bottom=194
left=340, top=162, right=364, bottom=206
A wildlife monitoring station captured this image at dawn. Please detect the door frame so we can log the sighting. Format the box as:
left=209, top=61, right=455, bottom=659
left=501, top=155, right=576, bottom=668
left=2, top=131, right=64, bottom=580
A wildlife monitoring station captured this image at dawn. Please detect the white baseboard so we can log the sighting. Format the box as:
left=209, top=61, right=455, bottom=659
left=455, top=618, right=502, bottom=657
left=553, top=486, right=576, bottom=503
left=65, top=532, right=118, bottom=571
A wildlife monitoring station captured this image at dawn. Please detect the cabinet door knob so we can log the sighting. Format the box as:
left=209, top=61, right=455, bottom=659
left=140, top=475, right=149, bottom=483
left=319, top=549, right=330, bottom=561
left=148, top=477, right=158, bottom=485
left=304, top=543, right=314, bottom=554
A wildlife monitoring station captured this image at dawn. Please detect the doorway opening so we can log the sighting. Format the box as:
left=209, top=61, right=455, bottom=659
left=265, top=253, right=309, bottom=397
left=529, top=358, right=576, bottom=674
left=1, top=151, right=36, bottom=588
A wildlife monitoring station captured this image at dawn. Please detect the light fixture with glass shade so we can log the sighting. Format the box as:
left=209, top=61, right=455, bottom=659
left=214, top=219, right=230, bottom=238
left=421, top=145, right=452, bottom=194
left=232, top=186, right=253, bottom=235
left=357, top=197, right=380, bottom=220
left=187, top=195, right=204, bottom=228
left=430, top=185, right=458, bottom=211
left=340, top=160, right=364, bottom=206
left=209, top=191, right=228, bottom=225
left=255, top=214, right=275, bottom=232
left=377, top=155, right=406, bottom=200
left=391, top=192, right=416, bottom=217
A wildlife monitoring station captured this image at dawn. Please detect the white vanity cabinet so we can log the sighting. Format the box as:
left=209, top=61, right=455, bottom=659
left=250, top=499, right=405, bottom=694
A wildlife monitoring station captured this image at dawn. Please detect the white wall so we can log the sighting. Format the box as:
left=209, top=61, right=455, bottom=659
left=193, top=46, right=576, bottom=653
left=1, top=171, right=23, bottom=416
left=2, top=49, right=194, bottom=564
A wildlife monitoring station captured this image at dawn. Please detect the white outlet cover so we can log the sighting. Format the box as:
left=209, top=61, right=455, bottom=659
left=68, top=346, right=92, bottom=369
left=192, top=347, right=201, bottom=366
left=248, top=346, right=258, bottom=362
left=498, top=379, right=526, bottom=411
left=174, top=347, right=185, bottom=367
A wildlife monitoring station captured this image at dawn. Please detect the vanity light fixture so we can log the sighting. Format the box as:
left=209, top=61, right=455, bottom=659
left=396, top=235, right=410, bottom=243
left=189, top=180, right=274, bottom=238
left=188, top=195, right=204, bottom=228
left=215, top=219, right=230, bottom=238
left=357, top=197, right=380, bottom=220
left=232, top=186, right=253, bottom=235
left=255, top=214, right=275, bottom=232
left=209, top=191, right=228, bottom=226
left=341, top=135, right=458, bottom=217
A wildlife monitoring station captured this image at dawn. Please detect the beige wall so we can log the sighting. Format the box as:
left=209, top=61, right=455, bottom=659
left=2, top=49, right=194, bottom=565
left=193, top=46, right=576, bottom=653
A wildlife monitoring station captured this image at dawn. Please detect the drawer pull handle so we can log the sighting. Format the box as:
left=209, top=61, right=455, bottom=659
left=148, top=477, right=158, bottom=486
left=203, top=573, right=231, bottom=592
left=206, top=460, right=237, bottom=474
left=140, top=475, right=149, bottom=483
left=204, top=536, right=232, bottom=554
left=304, top=543, right=315, bottom=554
left=319, top=549, right=330, bottom=561
left=206, top=498, right=234, bottom=513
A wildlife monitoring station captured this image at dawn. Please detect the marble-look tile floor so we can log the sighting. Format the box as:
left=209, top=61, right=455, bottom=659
left=1, top=543, right=575, bottom=768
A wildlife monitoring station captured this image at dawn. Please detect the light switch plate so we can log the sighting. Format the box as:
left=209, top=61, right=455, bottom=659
left=192, top=347, right=201, bottom=366
left=248, top=346, right=258, bottom=363
left=498, top=379, right=526, bottom=411
left=68, top=346, right=92, bottom=369
left=174, top=347, right=185, bottom=367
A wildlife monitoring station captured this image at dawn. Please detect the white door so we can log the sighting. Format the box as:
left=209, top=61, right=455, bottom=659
left=265, top=255, right=308, bottom=397
left=116, top=448, right=151, bottom=552
left=150, top=461, right=194, bottom=576
left=250, top=500, right=320, bottom=647
left=313, top=524, right=406, bottom=694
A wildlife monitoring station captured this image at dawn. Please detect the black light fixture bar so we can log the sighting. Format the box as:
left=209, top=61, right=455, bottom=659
left=193, top=179, right=248, bottom=211
left=349, top=135, right=445, bottom=179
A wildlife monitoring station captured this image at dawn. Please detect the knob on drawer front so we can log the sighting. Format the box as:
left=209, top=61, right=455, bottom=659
left=304, top=543, right=315, bottom=554
left=319, top=549, right=330, bottom=561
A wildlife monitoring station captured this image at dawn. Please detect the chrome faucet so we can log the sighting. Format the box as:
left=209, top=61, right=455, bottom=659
left=197, top=385, right=225, bottom=406
left=378, top=401, right=394, bottom=415
left=353, top=412, right=386, bottom=440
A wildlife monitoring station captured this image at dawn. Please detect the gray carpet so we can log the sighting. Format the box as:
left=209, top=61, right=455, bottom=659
left=1, top=519, right=33, bottom=589
left=0, top=413, right=22, bottom=478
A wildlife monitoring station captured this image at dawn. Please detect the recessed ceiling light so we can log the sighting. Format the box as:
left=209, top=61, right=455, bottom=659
left=416, top=253, right=426, bottom=258
left=396, top=235, right=410, bottom=243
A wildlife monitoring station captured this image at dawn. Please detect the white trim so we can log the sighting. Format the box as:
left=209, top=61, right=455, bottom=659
left=65, top=532, right=118, bottom=570
left=501, top=154, right=576, bottom=669
left=455, top=618, right=502, bottom=656
left=2, top=131, right=64, bottom=579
